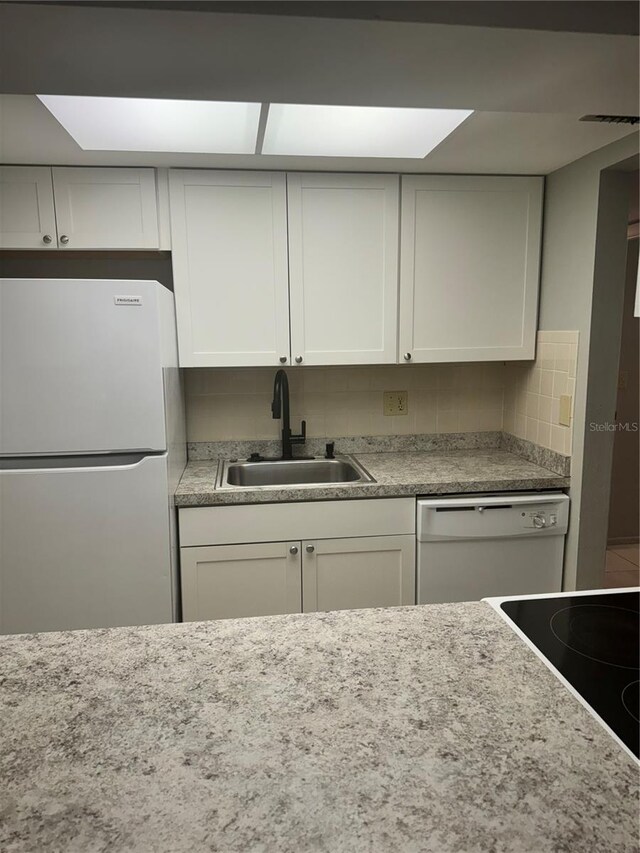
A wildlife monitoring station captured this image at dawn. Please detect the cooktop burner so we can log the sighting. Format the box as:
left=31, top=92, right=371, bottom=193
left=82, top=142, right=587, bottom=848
left=550, top=604, right=639, bottom=669
left=622, top=681, right=639, bottom=723
left=500, top=590, right=640, bottom=759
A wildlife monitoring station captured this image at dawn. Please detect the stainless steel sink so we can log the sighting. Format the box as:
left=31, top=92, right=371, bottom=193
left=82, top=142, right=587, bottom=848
left=216, top=455, right=375, bottom=490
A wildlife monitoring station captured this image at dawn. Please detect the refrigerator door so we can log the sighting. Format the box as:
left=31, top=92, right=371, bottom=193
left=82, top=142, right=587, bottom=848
left=0, top=453, right=174, bottom=634
left=0, top=278, right=167, bottom=455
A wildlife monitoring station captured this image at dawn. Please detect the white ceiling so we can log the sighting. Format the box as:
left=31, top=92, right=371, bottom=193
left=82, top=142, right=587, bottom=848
left=35, top=2, right=640, bottom=36
left=0, top=2, right=638, bottom=175
left=1, top=95, right=635, bottom=175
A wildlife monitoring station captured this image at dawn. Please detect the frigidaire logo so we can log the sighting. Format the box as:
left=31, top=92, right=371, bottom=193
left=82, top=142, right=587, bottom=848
left=114, top=296, right=143, bottom=306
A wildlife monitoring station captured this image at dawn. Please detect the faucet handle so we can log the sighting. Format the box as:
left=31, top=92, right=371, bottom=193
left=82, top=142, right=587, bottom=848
left=325, top=441, right=335, bottom=459
left=291, top=420, right=306, bottom=444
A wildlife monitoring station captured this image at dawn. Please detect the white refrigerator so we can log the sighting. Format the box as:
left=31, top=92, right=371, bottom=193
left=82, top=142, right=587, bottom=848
left=0, top=278, right=186, bottom=634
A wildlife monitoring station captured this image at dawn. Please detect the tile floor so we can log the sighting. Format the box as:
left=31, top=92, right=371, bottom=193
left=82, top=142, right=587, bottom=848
left=603, top=543, right=640, bottom=589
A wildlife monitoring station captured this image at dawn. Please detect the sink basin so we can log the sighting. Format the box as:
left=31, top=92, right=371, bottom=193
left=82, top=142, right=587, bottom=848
left=216, top=455, right=375, bottom=490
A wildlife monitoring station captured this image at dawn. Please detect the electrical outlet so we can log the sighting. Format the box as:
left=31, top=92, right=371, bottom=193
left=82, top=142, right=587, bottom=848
left=383, top=391, right=408, bottom=416
left=559, top=394, right=572, bottom=427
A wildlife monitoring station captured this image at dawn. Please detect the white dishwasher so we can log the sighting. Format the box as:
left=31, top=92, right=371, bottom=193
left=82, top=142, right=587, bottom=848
left=417, top=492, right=570, bottom=604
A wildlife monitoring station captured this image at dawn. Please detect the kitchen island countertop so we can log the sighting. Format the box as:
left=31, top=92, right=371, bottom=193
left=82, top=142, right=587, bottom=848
left=175, top=448, right=569, bottom=507
left=1, top=602, right=636, bottom=852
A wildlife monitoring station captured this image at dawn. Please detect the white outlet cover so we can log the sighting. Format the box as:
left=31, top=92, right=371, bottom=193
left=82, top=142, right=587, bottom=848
left=383, top=391, right=408, bottom=416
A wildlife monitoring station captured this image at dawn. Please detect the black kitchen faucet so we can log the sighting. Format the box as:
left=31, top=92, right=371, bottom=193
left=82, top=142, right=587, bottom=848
left=271, top=369, right=306, bottom=459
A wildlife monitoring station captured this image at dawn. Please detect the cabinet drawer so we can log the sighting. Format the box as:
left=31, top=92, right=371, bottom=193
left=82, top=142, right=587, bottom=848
left=179, top=498, right=415, bottom=547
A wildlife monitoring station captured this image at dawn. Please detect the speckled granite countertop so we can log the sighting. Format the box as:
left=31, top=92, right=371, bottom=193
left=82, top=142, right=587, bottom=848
left=175, top=449, right=570, bottom=507
left=1, top=603, right=636, bottom=852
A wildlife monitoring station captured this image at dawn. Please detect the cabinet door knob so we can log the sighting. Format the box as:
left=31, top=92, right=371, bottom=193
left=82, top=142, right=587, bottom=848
left=295, top=356, right=303, bottom=364
left=403, top=352, right=412, bottom=361
left=289, top=545, right=299, bottom=555
left=42, top=234, right=53, bottom=245
left=279, top=356, right=287, bottom=364
left=305, top=544, right=315, bottom=554
left=59, top=235, right=70, bottom=245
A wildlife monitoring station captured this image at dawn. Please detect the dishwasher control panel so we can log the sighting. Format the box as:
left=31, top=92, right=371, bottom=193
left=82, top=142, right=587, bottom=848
left=417, top=492, right=570, bottom=541
left=522, top=509, right=558, bottom=530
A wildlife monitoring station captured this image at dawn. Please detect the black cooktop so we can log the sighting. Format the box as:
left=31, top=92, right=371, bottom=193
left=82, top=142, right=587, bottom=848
left=500, top=590, right=640, bottom=759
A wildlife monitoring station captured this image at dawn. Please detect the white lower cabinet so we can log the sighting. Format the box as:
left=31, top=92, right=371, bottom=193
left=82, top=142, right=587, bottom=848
left=181, top=541, right=302, bottom=621
left=301, top=535, right=415, bottom=613
left=179, top=498, right=416, bottom=621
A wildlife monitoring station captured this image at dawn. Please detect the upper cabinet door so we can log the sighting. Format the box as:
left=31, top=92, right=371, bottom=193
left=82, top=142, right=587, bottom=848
left=169, top=170, right=290, bottom=368
left=0, top=166, right=57, bottom=249
left=52, top=167, right=159, bottom=250
left=287, top=173, right=399, bottom=365
left=399, top=176, right=543, bottom=363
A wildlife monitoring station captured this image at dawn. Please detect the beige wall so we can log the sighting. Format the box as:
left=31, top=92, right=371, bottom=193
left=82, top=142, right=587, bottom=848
left=503, top=331, right=578, bottom=455
left=608, top=238, right=639, bottom=544
left=576, top=169, right=634, bottom=587
left=185, top=363, right=506, bottom=443
left=187, top=344, right=584, bottom=453
left=537, top=132, right=639, bottom=591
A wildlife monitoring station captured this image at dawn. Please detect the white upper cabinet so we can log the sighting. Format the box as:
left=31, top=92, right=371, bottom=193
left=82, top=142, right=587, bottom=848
left=399, top=175, right=543, bottom=363
left=287, top=173, right=399, bottom=365
left=0, top=166, right=57, bottom=249
left=0, top=166, right=159, bottom=250
left=52, top=167, right=159, bottom=250
left=169, top=170, right=290, bottom=367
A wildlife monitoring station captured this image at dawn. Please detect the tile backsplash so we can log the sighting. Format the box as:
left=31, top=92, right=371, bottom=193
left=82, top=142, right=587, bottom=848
left=503, top=331, right=579, bottom=455
left=185, top=333, right=579, bottom=456
left=185, top=363, right=506, bottom=442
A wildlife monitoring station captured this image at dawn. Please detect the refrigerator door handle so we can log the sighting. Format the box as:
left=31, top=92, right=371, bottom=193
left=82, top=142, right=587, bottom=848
left=0, top=452, right=166, bottom=473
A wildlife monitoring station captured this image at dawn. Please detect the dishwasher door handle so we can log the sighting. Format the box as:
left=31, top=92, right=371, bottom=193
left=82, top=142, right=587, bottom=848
left=476, top=504, right=513, bottom=512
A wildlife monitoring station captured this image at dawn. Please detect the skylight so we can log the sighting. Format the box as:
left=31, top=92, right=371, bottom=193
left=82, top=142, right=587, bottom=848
left=261, top=104, right=473, bottom=158
left=37, top=95, right=262, bottom=154
left=37, top=95, right=473, bottom=158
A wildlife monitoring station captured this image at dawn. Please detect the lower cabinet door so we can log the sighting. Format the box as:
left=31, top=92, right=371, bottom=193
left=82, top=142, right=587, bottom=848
left=181, top=542, right=302, bottom=621
left=302, top=535, right=416, bottom=613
